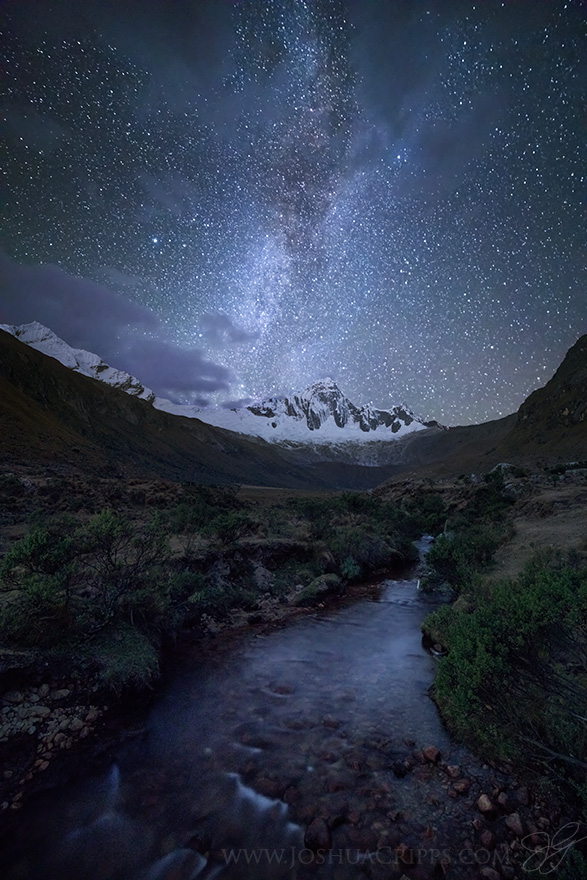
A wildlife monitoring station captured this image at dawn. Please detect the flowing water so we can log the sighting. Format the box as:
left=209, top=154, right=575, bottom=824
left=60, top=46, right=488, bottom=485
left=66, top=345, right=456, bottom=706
left=1, top=541, right=507, bottom=879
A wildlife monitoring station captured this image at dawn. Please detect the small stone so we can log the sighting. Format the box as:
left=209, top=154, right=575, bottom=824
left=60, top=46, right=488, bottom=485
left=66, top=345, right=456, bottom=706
left=305, top=818, right=331, bottom=852
left=33, top=705, right=51, bottom=718
left=477, top=794, right=496, bottom=815
left=480, top=830, right=495, bottom=849
left=479, top=868, right=501, bottom=880
left=39, top=761, right=49, bottom=771
left=322, top=715, right=340, bottom=729
left=422, top=745, right=441, bottom=764
left=452, top=778, right=471, bottom=796
left=505, top=812, right=525, bottom=837
left=3, top=770, right=13, bottom=780
left=38, top=684, right=50, bottom=698
left=283, top=786, right=299, bottom=804
left=445, top=764, right=461, bottom=779
left=3, top=691, right=24, bottom=704
left=395, top=842, right=415, bottom=865
left=69, top=717, right=84, bottom=732
left=85, top=707, right=99, bottom=723
left=497, top=791, right=516, bottom=814
left=392, top=760, right=408, bottom=778
left=51, top=689, right=71, bottom=700
left=515, top=786, right=529, bottom=806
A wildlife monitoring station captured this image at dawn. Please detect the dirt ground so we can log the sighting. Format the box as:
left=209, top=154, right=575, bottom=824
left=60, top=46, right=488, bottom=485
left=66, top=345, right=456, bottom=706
left=489, top=471, right=587, bottom=581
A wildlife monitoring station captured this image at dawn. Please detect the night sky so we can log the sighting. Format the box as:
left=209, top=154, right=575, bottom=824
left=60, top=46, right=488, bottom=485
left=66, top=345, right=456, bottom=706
left=1, top=0, right=585, bottom=424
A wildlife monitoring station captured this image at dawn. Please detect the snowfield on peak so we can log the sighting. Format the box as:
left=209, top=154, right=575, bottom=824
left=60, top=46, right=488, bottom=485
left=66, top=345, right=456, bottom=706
left=157, top=377, right=430, bottom=443
left=1, top=322, right=434, bottom=445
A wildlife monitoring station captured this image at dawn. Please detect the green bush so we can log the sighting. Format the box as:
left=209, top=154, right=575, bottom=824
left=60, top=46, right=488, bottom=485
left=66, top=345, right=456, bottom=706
left=427, top=555, right=587, bottom=777
left=91, top=624, right=160, bottom=694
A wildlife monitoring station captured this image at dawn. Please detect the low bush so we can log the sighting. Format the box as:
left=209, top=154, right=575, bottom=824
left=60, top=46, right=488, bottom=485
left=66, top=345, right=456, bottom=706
left=426, top=553, right=587, bottom=784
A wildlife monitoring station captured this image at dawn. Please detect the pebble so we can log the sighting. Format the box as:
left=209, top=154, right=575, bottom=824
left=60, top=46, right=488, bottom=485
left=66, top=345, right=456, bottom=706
left=477, top=794, right=496, bottom=815
left=479, top=868, right=501, bottom=880
left=452, top=778, right=471, bottom=796
left=505, top=812, right=525, bottom=837
left=422, top=745, right=441, bottom=764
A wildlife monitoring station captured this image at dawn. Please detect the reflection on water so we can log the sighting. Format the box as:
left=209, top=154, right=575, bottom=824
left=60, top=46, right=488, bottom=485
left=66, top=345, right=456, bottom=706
left=3, top=548, right=470, bottom=879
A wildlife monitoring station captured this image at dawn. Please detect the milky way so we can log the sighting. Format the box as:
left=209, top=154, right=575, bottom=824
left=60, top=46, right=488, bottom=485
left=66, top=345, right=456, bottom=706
left=1, top=0, right=585, bottom=423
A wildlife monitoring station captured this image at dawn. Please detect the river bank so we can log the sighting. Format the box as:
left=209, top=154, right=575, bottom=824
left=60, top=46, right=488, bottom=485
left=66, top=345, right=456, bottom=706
left=0, top=555, right=579, bottom=880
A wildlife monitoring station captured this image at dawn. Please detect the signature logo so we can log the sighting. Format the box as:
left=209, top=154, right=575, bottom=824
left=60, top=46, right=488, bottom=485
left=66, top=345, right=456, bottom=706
left=521, top=822, right=587, bottom=875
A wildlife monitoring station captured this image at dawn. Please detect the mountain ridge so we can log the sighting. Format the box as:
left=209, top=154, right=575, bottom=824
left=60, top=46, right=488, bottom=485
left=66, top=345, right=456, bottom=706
left=0, top=322, right=435, bottom=444
left=1, top=323, right=586, bottom=486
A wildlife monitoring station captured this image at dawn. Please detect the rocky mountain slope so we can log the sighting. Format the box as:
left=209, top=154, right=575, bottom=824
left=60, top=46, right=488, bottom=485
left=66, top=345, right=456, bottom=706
left=0, top=322, right=155, bottom=402
left=0, top=329, right=406, bottom=489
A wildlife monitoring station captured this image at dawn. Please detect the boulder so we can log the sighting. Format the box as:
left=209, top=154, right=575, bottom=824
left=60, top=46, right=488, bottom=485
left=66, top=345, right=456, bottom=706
left=293, top=574, right=342, bottom=606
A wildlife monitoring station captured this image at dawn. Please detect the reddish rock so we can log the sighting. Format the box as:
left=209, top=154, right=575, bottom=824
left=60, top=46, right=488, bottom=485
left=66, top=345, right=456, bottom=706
left=254, top=777, right=281, bottom=798
left=497, top=791, right=516, bottom=814
left=325, top=774, right=349, bottom=793
left=480, top=830, right=495, bottom=849
left=395, top=842, right=416, bottom=865
left=505, top=812, right=525, bottom=837
left=347, top=827, right=377, bottom=850
left=445, top=764, right=462, bottom=779
left=515, top=786, right=530, bottom=806
left=477, top=794, right=496, bottom=815
left=283, top=786, right=299, bottom=804
left=479, top=868, right=501, bottom=880
left=422, top=745, right=441, bottom=764
left=452, top=778, right=471, bottom=796
left=304, top=818, right=331, bottom=852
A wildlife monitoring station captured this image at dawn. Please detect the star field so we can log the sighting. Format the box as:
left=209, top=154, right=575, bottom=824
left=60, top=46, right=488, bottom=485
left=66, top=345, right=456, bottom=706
left=1, top=0, right=585, bottom=423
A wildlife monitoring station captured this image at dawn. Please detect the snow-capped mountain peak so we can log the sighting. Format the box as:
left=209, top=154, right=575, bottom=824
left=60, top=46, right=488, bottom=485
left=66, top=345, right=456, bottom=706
left=1, top=321, right=435, bottom=445
left=0, top=321, right=155, bottom=402
left=193, top=377, right=431, bottom=443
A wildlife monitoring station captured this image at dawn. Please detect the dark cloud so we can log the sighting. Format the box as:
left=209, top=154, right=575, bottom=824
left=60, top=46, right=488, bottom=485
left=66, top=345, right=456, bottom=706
left=118, top=338, right=231, bottom=399
left=0, top=252, right=156, bottom=349
left=201, top=312, right=258, bottom=346
left=0, top=252, right=231, bottom=401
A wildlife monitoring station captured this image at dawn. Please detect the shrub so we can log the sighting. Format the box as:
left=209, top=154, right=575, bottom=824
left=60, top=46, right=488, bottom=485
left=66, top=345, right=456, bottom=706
left=91, top=624, right=159, bottom=694
left=427, top=555, right=587, bottom=777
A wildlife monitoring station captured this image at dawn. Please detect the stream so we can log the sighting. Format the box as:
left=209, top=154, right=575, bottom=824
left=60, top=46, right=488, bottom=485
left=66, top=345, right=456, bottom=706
left=0, top=540, right=518, bottom=880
